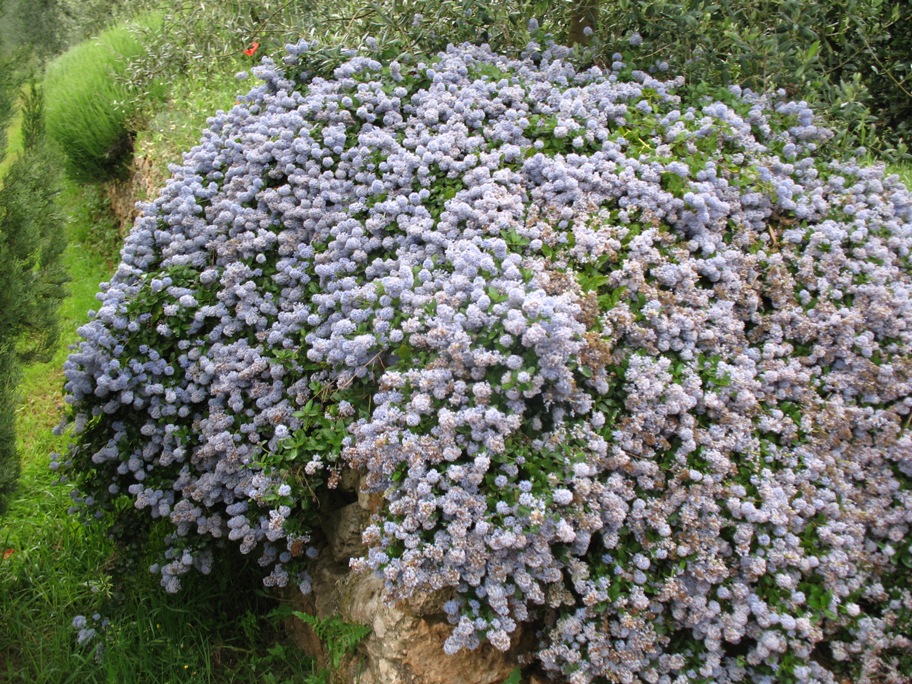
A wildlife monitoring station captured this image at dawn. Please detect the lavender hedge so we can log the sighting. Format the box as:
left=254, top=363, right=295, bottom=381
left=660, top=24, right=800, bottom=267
left=60, top=39, right=912, bottom=683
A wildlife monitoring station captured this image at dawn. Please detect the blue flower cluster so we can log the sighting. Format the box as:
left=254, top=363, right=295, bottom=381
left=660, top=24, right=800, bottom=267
left=62, top=39, right=912, bottom=683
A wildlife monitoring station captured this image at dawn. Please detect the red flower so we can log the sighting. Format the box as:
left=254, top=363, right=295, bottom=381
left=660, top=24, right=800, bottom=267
left=244, top=41, right=260, bottom=57
left=2, top=549, right=13, bottom=560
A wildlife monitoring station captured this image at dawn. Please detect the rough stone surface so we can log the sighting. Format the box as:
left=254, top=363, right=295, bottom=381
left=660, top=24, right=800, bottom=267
left=323, top=502, right=371, bottom=564
left=355, top=473, right=384, bottom=515
left=106, top=152, right=161, bottom=237
left=284, top=477, right=525, bottom=684
left=283, top=592, right=329, bottom=669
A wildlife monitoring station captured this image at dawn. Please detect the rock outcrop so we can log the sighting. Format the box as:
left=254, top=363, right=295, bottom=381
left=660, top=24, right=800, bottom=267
left=284, top=472, right=526, bottom=684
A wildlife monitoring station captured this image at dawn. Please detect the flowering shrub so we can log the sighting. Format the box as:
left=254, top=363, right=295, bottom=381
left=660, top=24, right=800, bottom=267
left=61, top=39, right=912, bottom=683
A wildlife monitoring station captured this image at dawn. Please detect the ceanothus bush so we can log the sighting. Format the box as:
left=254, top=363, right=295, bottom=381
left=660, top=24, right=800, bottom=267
left=60, top=37, right=912, bottom=683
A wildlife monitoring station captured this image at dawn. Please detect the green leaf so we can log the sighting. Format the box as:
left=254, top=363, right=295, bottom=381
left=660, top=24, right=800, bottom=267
left=805, top=41, right=821, bottom=62
left=486, top=285, right=508, bottom=303
left=503, top=667, right=522, bottom=684
left=395, top=343, right=413, bottom=366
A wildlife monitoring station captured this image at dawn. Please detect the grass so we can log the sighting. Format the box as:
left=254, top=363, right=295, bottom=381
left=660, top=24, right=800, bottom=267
left=888, top=161, right=912, bottom=188
left=44, top=15, right=167, bottom=183
left=3, top=42, right=322, bottom=678
left=0, top=176, right=117, bottom=680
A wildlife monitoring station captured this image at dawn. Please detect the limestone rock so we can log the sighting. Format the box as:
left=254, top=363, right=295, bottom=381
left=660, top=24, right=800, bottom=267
left=356, top=472, right=384, bottom=514
left=323, top=502, right=370, bottom=564
left=338, top=466, right=361, bottom=494
left=284, top=492, right=526, bottom=684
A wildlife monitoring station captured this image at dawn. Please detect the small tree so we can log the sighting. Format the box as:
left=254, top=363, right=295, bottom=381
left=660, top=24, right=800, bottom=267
left=0, top=35, right=17, bottom=512
left=1, top=0, right=66, bottom=58
left=0, top=80, right=68, bottom=511
left=0, top=52, right=15, bottom=152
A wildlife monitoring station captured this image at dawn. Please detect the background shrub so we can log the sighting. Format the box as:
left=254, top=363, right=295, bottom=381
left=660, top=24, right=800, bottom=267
left=61, top=40, right=912, bottom=682
left=0, top=0, right=68, bottom=58
left=121, top=0, right=322, bottom=93
left=0, top=82, right=68, bottom=512
left=43, top=15, right=165, bottom=182
left=0, top=347, right=17, bottom=512
left=0, top=38, right=22, bottom=512
left=0, top=44, right=17, bottom=154
left=0, top=0, right=130, bottom=70
left=585, top=0, right=912, bottom=158
left=126, top=0, right=912, bottom=161
left=857, top=1, right=912, bottom=147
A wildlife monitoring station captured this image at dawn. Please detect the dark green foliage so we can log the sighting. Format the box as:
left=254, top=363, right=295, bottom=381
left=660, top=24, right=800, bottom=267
left=852, top=2, right=912, bottom=148
left=588, top=0, right=912, bottom=157
left=0, top=82, right=68, bottom=512
left=1, top=0, right=66, bottom=57
left=0, top=0, right=130, bottom=62
left=0, top=31, right=16, bottom=512
left=19, top=80, right=45, bottom=151
left=0, top=85, right=68, bottom=363
left=0, top=54, right=17, bottom=154
left=568, top=0, right=599, bottom=46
